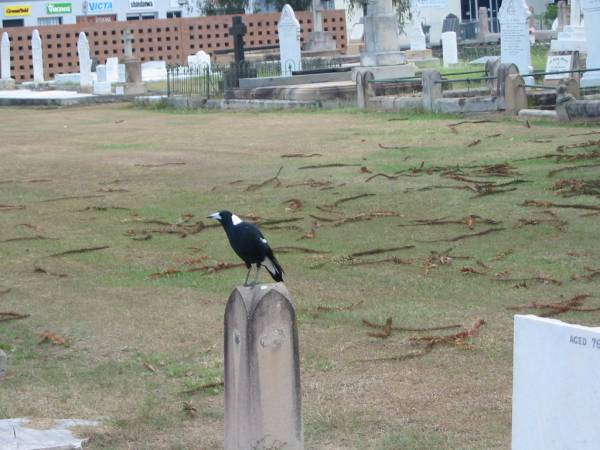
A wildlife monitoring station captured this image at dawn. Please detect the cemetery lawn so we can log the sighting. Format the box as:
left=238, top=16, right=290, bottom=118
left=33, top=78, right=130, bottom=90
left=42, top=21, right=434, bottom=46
left=1, top=104, right=600, bottom=449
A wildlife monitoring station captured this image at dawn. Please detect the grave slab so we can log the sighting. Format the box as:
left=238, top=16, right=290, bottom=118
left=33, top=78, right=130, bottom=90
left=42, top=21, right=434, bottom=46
left=0, top=418, right=98, bottom=450
left=512, top=315, right=600, bottom=450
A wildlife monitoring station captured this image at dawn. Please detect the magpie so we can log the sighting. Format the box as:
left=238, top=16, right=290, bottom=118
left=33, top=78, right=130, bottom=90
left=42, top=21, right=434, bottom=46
left=208, top=210, right=284, bottom=286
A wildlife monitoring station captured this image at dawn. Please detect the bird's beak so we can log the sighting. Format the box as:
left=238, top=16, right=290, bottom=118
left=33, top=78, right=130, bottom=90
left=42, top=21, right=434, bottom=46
left=208, top=212, right=221, bottom=221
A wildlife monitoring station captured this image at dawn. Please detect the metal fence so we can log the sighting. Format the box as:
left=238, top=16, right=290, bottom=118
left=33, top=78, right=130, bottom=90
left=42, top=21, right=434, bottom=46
left=166, top=57, right=345, bottom=97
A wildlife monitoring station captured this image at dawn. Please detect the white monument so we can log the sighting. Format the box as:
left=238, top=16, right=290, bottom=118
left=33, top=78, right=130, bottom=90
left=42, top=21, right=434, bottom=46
left=408, top=0, right=427, bottom=51
left=106, top=57, right=119, bottom=83
left=441, top=31, right=458, bottom=67
left=512, top=315, right=600, bottom=449
left=0, top=32, right=15, bottom=89
left=550, top=0, right=587, bottom=53
left=32, top=29, right=44, bottom=85
left=93, top=65, right=112, bottom=95
left=77, top=32, right=93, bottom=91
left=278, top=5, right=302, bottom=76
left=499, top=0, right=532, bottom=80
left=580, top=0, right=600, bottom=87
left=187, top=50, right=211, bottom=72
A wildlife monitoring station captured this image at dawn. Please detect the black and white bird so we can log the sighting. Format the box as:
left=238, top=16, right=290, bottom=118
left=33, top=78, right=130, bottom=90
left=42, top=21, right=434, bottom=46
left=208, top=210, right=284, bottom=286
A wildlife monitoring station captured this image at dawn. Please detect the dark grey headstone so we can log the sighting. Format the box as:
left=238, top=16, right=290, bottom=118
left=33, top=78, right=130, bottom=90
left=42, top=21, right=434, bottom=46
left=442, top=14, right=460, bottom=34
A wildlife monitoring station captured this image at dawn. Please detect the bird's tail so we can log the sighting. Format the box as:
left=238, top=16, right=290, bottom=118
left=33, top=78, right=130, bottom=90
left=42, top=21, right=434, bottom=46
left=263, top=249, right=284, bottom=282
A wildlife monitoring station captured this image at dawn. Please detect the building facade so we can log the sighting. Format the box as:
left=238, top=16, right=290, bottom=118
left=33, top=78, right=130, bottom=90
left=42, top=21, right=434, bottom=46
left=0, top=0, right=205, bottom=28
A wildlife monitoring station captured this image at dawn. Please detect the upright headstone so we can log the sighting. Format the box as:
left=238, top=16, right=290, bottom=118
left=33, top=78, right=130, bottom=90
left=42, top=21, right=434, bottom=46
left=551, top=0, right=586, bottom=52
left=32, top=29, right=44, bottom=85
left=93, top=64, right=112, bottom=94
left=278, top=5, right=302, bottom=76
left=106, top=57, right=119, bottom=83
left=408, top=0, right=427, bottom=51
left=442, top=13, right=460, bottom=34
left=229, top=16, right=247, bottom=64
left=441, top=31, right=458, bottom=67
left=0, top=32, right=15, bottom=89
left=77, top=32, right=93, bottom=91
left=304, top=0, right=337, bottom=54
left=512, top=315, right=600, bottom=449
left=118, top=64, right=126, bottom=83
left=224, top=284, right=303, bottom=450
left=188, top=50, right=211, bottom=72
left=498, top=0, right=532, bottom=80
left=580, top=0, right=600, bottom=87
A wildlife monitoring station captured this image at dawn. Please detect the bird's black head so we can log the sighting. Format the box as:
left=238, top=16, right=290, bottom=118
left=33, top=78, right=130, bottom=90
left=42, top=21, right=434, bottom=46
left=208, top=210, right=242, bottom=228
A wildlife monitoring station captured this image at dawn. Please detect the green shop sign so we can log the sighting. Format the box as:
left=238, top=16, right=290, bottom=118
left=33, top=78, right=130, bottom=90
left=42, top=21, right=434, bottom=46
left=46, top=2, right=72, bottom=14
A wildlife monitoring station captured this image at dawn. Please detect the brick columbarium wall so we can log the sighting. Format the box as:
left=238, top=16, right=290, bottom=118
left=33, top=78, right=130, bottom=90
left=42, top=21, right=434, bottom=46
left=0, top=11, right=347, bottom=82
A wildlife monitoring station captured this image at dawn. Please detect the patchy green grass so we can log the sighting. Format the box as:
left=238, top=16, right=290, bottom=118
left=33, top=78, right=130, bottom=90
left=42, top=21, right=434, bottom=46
left=0, top=104, right=599, bottom=449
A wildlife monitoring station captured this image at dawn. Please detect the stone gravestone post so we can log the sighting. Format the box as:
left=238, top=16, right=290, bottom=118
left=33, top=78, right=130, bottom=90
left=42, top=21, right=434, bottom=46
left=498, top=0, right=532, bottom=82
left=408, top=0, right=427, bottom=51
left=580, top=0, right=600, bottom=87
left=512, top=315, right=600, bottom=449
left=571, top=0, right=583, bottom=25
left=106, top=57, right=119, bottom=83
left=278, top=5, right=302, bottom=76
left=224, top=284, right=303, bottom=450
left=555, top=1, right=568, bottom=31
left=0, top=32, right=15, bottom=89
left=478, top=7, right=490, bottom=40
left=32, top=29, right=44, bottom=85
left=441, top=31, right=458, bottom=67
left=78, top=32, right=93, bottom=92
left=0, top=349, right=6, bottom=379
left=122, top=29, right=145, bottom=95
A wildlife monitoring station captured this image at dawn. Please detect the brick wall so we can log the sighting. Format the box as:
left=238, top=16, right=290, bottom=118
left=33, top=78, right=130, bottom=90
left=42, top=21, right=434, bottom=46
left=0, top=11, right=347, bottom=82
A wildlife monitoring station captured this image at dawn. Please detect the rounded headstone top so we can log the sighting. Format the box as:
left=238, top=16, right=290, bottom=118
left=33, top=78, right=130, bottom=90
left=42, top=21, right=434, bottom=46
left=279, top=4, right=300, bottom=28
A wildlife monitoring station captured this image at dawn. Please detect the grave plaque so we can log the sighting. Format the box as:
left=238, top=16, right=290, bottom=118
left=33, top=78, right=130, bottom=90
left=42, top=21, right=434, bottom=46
left=543, top=53, right=575, bottom=81
left=512, top=315, right=600, bottom=450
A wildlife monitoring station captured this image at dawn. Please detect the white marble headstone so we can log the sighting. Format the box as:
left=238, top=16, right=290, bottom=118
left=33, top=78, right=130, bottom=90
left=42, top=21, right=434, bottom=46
left=571, top=0, right=583, bottom=26
left=499, top=0, right=532, bottom=78
left=77, top=32, right=93, bottom=89
left=118, top=64, right=126, bottom=83
left=187, top=50, right=211, bottom=72
left=441, top=31, right=458, bottom=67
left=96, top=64, right=107, bottom=82
left=408, top=0, right=427, bottom=51
left=32, top=29, right=44, bottom=84
left=580, top=0, right=600, bottom=87
left=1, top=32, right=11, bottom=80
left=141, top=60, right=167, bottom=81
left=278, top=4, right=302, bottom=76
left=512, top=315, right=600, bottom=450
left=106, top=57, right=119, bottom=83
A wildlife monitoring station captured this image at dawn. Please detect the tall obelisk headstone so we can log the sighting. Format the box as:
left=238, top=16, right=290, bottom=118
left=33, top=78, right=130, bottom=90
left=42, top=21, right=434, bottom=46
left=278, top=5, right=302, bottom=76
left=0, top=32, right=15, bottom=89
left=78, top=32, right=93, bottom=92
left=224, top=284, right=303, bottom=450
left=580, top=0, right=600, bottom=87
left=32, top=29, right=44, bottom=85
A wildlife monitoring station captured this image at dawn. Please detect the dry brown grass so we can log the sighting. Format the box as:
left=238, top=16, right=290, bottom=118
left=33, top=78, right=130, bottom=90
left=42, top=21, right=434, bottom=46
left=0, top=104, right=599, bottom=449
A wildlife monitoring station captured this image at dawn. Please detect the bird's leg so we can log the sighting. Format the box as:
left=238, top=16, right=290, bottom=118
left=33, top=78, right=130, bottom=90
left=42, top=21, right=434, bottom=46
left=253, top=265, right=261, bottom=286
left=244, top=265, right=252, bottom=286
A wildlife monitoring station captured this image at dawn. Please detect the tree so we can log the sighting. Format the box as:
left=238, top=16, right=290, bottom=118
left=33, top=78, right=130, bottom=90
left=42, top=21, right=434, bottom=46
left=263, top=0, right=312, bottom=12
left=202, top=0, right=248, bottom=15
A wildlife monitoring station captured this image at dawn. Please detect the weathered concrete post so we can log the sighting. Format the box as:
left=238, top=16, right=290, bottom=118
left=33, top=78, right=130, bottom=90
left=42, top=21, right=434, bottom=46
left=224, top=283, right=303, bottom=450
left=421, top=69, right=442, bottom=111
left=0, top=349, right=7, bottom=379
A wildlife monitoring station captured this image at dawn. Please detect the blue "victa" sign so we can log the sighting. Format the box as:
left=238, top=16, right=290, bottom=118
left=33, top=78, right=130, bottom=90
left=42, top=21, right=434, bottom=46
left=88, top=1, right=113, bottom=12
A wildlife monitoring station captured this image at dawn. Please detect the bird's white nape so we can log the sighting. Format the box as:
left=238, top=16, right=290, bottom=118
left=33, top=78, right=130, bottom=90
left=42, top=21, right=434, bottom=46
left=260, top=238, right=267, bottom=244
left=231, top=214, right=243, bottom=226
left=209, top=212, right=222, bottom=220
